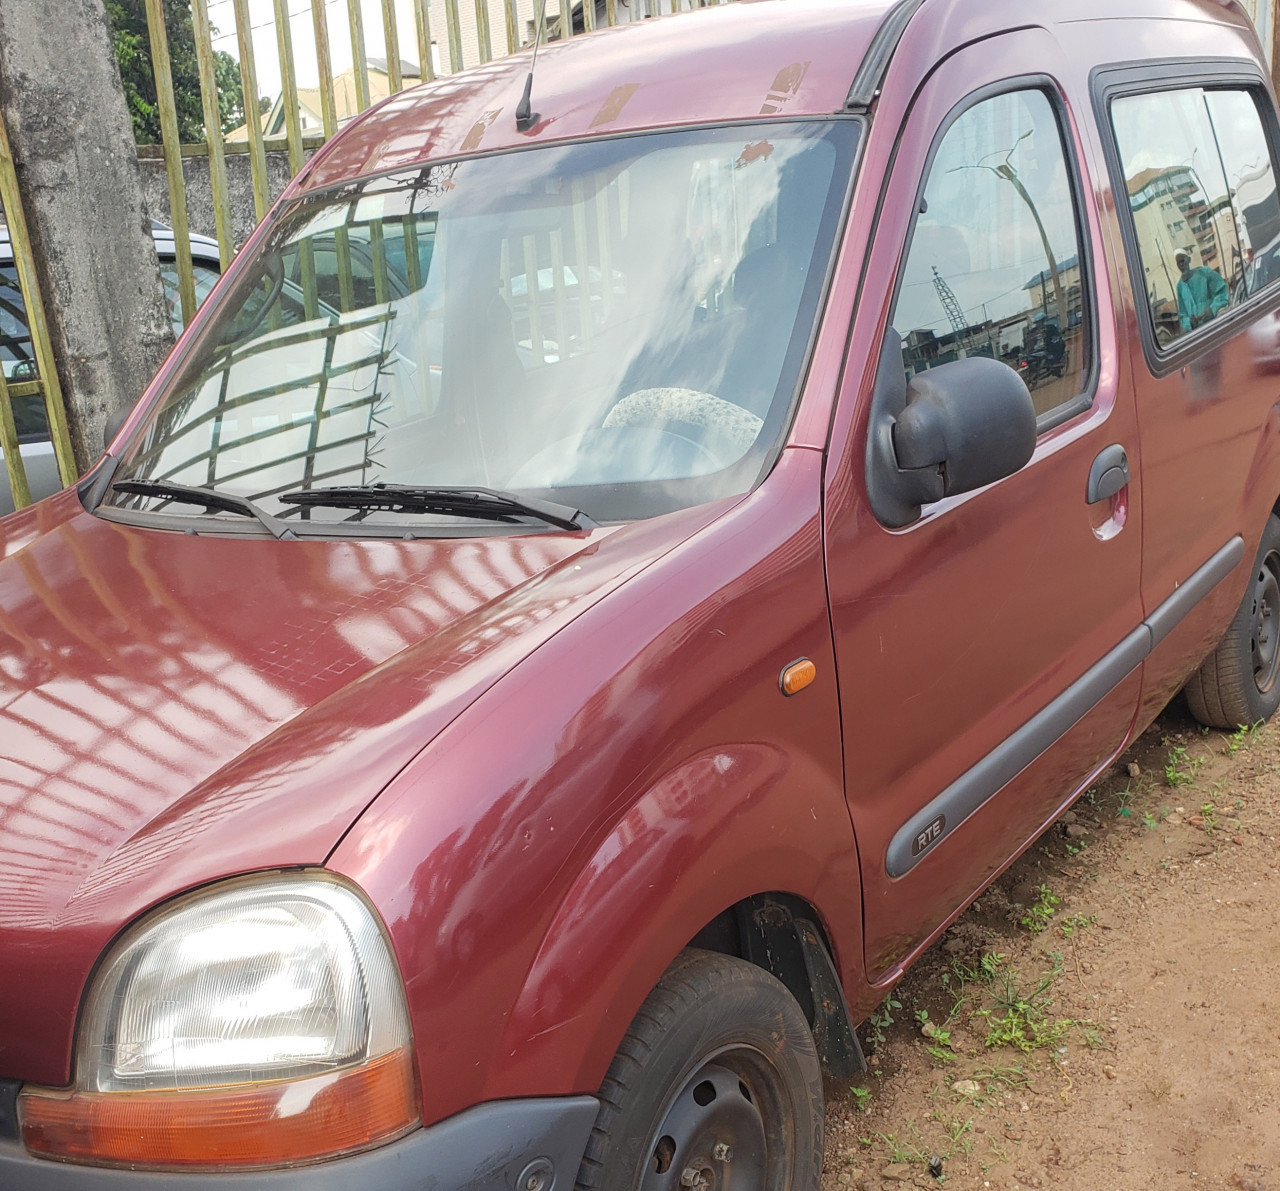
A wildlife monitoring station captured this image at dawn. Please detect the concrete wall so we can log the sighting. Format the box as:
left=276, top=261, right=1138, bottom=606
left=0, top=0, right=176, bottom=469
left=138, top=148, right=308, bottom=248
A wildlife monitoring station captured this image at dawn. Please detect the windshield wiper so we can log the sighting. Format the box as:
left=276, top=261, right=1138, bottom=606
left=111, top=479, right=299, bottom=540
left=277, top=484, right=595, bottom=532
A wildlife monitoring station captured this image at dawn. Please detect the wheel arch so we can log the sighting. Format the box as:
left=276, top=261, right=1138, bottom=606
left=487, top=746, right=867, bottom=1102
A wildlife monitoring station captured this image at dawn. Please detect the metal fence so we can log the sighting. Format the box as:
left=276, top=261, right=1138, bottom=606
left=0, top=108, right=78, bottom=507
left=0, top=0, right=1277, bottom=512
left=0, top=0, right=673, bottom=511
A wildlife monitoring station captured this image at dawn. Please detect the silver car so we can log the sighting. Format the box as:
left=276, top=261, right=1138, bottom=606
left=1, top=222, right=221, bottom=516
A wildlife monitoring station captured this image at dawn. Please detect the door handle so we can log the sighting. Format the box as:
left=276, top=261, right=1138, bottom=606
left=1087, top=444, right=1129, bottom=504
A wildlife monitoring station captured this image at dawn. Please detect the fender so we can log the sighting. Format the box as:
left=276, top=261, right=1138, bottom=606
left=488, top=742, right=865, bottom=1101
left=328, top=447, right=854, bottom=1129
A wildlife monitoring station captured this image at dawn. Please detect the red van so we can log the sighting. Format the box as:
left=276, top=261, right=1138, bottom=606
left=4, top=0, right=1280, bottom=1187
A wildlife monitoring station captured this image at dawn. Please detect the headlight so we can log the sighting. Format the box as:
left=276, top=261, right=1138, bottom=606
left=20, top=872, right=419, bottom=1170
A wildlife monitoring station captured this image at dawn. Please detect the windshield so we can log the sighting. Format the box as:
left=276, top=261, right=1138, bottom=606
left=106, top=121, right=856, bottom=533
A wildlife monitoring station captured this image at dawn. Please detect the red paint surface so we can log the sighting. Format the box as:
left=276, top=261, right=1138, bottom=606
left=4, top=0, right=1280, bottom=1149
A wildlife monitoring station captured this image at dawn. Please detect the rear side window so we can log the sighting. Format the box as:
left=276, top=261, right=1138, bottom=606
left=1111, top=86, right=1279, bottom=347
left=893, top=88, right=1092, bottom=422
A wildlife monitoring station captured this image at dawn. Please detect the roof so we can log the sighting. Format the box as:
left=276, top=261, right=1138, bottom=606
left=296, top=0, right=896, bottom=193
left=1024, top=255, right=1081, bottom=290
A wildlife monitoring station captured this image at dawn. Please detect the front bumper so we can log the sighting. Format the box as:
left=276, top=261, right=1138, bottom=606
left=0, top=1092, right=598, bottom=1190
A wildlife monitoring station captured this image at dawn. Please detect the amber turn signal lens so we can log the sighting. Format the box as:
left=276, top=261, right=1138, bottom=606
left=20, top=1048, right=419, bottom=1171
left=780, top=657, right=816, bottom=696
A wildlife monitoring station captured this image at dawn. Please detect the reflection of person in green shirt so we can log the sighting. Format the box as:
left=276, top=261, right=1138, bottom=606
left=1176, top=251, right=1229, bottom=332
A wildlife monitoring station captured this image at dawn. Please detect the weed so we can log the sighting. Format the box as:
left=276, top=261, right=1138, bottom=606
left=937, top=1112, right=975, bottom=1155
left=1059, top=912, right=1097, bottom=938
left=1142, top=810, right=1158, bottom=831
left=1019, top=884, right=1060, bottom=933
left=1165, top=745, right=1195, bottom=788
left=914, top=1008, right=952, bottom=1045
left=866, top=994, right=902, bottom=1051
left=1200, top=801, right=1219, bottom=834
left=951, top=950, right=1008, bottom=987
left=915, top=1009, right=956, bottom=1064
left=973, top=1062, right=1029, bottom=1091
left=849, top=1086, right=873, bottom=1113
left=973, top=953, right=1096, bottom=1053
left=1222, top=721, right=1261, bottom=756
left=1116, top=784, right=1134, bottom=817
left=859, top=1129, right=928, bottom=1166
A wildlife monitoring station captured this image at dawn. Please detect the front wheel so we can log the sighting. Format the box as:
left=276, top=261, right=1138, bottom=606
left=576, top=949, right=824, bottom=1191
left=1185, top=513, right=1280, bottom=728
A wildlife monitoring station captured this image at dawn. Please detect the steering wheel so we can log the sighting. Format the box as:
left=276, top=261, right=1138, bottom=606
left=602, top=388, right=763, bottom=470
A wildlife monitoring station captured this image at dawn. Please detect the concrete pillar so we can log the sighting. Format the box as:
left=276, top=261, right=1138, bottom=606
left=0, top=0, right=175, bottom=471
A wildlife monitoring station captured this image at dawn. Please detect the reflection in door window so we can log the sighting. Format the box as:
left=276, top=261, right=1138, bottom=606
left=1112, top=87, right=1279, bottom=347
left=892, top=89, right=1091, bottom=419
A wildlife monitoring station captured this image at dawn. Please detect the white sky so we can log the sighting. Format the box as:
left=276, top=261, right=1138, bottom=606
left=203, top=0, right=433, bottom=96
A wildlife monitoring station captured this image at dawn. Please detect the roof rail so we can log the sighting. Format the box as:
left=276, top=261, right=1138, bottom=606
left=845, top=0, right=928, bottom=112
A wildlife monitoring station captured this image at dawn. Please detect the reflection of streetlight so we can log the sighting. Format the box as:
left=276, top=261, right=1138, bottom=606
left=950, top=129, right=1068, bottom=331
left=1202, top=92, right=1247, bottom=288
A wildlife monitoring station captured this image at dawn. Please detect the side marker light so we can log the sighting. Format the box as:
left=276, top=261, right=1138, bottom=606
left=779, top=658, right=816, bottom=696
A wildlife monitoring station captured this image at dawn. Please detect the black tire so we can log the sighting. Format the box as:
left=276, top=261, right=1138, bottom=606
left=1185, top=513, right=1280, bottom=729
left=575, top=949, right=824, bottom=1191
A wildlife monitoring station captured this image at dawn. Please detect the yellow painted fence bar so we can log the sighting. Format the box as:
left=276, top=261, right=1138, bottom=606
left=144, top=0, right=197, bottom=325
left=0, top=108, right=76, bottom=493
left=475, top=0, right=494, bottom=63
left=233, top=0, right=271, bottom=222
left=190, top=0, right=234, bottom=268
left=274, top=0, right=307, bottom=177
left=312, top=0, right=339, bottom=139
left=347, top=0, right=373, bottom=112
left=0, top=367, right=30, bottom=509
left=414, top=0, right=437, bottom=82
left=382, top=0, right=404, bottom=92
left=443, top=0, right=464, bottom=73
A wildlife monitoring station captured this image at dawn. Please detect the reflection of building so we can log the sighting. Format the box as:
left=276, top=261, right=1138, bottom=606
left=227, top=59, right=422, bottom=142
left=1126, top=167, right=1244, bottom=313
left=902, top=320, right=997, bottom=375
left=1022, top=255, right=1083, bottom=327
left=901, top=255, right=1083, bottom=379
left=1125, top=165, right=1242, bottom=334
left=1236, top=163, right=1280, bottom=255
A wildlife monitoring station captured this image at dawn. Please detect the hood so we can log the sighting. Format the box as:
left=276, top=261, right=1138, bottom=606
left=0, top=487, right=723, bottom=1084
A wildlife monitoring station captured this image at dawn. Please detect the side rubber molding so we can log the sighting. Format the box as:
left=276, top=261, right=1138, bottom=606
left=886, top=537, right=1244, bottom=877
left=0, top=1095, right=598, bottom=1191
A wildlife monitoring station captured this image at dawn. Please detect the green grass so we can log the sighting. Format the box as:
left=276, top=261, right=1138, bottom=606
left=1019, top=884, right=1060, bottom=934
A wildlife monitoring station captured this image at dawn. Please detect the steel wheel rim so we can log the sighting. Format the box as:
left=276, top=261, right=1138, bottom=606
left=639, top=1049, right=791, bottom=1191
left=1251, top=548, right=1280, bottom=696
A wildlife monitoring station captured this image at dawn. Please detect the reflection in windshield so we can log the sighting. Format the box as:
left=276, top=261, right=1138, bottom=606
left=110, top=123, right=854, bottom=530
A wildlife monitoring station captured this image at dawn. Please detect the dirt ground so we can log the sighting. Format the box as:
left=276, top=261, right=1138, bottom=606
left=822, top=701, right=1280, bottom=1191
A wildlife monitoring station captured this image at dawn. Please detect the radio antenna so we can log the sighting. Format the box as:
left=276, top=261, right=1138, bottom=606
left=515, top=0, right=549, bottom=131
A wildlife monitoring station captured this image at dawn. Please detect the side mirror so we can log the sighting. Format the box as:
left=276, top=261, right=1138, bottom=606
left=865, top=330, right=1037, bottom=528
